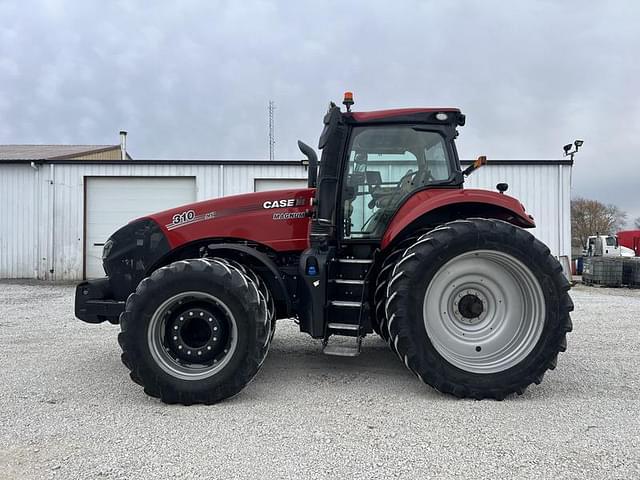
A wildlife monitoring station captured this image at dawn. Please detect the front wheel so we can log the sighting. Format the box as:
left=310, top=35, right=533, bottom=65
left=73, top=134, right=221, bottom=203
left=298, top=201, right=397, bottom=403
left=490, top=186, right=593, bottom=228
left=118, top=258, right=271, bottom=405
left=385, top=218, right=573, bottom=400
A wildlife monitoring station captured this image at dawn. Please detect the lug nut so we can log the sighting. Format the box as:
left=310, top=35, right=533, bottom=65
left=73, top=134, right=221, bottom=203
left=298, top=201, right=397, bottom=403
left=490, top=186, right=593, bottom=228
left=173, top=336, right=178, bottom=341
left=178, top=345, right=183, bottom=350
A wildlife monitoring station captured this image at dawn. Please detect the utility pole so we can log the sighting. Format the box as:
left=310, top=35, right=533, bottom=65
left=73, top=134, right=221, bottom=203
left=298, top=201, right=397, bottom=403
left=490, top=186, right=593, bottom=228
left=268, top=100, right=275, bottom=161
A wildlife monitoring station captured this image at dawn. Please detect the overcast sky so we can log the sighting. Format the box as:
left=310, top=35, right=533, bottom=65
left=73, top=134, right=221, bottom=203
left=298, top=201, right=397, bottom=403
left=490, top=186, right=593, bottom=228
left=1, top=1, right=639, bottom=222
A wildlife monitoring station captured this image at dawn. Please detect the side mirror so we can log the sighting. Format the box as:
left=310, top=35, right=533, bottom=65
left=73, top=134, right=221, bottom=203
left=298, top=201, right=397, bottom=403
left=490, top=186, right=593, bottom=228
left=462, top=155, right=487, bottom=177
left=318, top=104, right=341, bottom=149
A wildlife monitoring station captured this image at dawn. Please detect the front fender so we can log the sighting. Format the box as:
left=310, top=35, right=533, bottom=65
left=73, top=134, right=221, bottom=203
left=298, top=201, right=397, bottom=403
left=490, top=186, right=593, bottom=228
left=204, top=243, right=292, bottom=317
left=381, top=188, right=535, bottom=249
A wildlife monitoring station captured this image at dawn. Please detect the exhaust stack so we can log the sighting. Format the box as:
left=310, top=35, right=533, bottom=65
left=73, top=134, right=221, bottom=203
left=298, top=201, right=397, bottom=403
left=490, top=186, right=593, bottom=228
left=119, top=130, right=127, bottom=160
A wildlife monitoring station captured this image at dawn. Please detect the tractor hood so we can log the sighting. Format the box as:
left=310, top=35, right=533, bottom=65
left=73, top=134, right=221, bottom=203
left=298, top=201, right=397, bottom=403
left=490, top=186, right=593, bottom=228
left=101, top=188, right=313, bottom=300
left=142, top=188, right=314, bottom=252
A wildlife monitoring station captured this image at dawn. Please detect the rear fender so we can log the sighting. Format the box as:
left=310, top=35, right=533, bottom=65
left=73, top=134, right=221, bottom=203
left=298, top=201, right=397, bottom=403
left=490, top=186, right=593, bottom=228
left=381, top=189, right=535, bottom=250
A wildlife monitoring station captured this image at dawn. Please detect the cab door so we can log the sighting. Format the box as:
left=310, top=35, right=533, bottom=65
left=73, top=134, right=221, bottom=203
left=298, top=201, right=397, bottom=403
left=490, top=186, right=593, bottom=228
left=339, top=125, right=453, bottom=241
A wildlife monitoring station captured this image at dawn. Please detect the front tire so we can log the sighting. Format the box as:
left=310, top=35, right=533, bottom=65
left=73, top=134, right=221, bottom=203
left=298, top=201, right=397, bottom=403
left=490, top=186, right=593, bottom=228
left=118, top=258, right=271, bottom=405
left=385, top=219, right=573, bottom=400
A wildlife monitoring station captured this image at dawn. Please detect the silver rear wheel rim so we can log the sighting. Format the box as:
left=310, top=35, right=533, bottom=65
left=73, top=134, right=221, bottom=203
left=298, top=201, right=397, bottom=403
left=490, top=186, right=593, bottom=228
left=422, top=250, right=545, bottom=374
left=148, top=291, right=238, bottom=380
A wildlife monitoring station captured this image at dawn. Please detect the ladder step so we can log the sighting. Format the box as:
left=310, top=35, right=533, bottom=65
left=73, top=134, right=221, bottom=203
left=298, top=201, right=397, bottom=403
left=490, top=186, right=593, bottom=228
left=323, top=342, right=361, bottom=357
left=337, top=258, right=373, bottom=264
left=330, top=279, right=364, bottom=285
left=327, top=322, right=360, bottom=331
left=330, top=300, right=362, bottom=308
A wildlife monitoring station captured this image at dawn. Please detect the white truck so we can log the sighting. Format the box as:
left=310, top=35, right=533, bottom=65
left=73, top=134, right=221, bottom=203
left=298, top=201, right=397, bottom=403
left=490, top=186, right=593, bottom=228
left=584, top=234, right=635, bottom=257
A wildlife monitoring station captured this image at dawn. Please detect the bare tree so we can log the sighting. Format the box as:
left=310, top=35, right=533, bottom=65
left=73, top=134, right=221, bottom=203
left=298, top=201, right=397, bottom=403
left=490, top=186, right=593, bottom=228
left=571, top=197, right=627, bottom=248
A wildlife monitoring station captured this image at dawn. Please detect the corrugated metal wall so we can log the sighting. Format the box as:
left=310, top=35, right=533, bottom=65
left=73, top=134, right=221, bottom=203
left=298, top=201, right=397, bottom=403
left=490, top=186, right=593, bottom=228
left=0, top=165, right=39, bottom=278
left=465, top=163, right=572, bottom=262
left=71, top=148, right=123, bottom=160
left=0, top=162, right=306, bottom=280
left=0, top=161, right=570, bottom=280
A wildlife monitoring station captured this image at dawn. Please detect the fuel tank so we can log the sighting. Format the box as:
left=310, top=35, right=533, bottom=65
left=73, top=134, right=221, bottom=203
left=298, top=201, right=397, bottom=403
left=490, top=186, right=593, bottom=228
left=142, top=188, right=314, bottom=252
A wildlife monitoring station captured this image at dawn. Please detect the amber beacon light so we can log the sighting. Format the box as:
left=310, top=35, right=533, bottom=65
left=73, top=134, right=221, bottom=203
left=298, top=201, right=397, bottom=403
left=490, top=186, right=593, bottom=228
left=343, top=91, right=354, bottom=111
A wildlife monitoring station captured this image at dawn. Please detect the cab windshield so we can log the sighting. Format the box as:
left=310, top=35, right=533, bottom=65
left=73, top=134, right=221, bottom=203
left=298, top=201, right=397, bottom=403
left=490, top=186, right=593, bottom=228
left=341, top=125, right=453, bottom=239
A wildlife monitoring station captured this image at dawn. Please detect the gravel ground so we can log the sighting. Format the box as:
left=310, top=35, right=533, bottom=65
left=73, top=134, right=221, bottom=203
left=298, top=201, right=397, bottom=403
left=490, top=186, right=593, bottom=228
left=0, top=281, right=639, bottom=479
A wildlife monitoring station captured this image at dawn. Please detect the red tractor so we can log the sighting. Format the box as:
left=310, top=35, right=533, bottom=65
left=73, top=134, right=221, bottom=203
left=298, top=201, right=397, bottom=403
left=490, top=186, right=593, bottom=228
left=75, top=94, right=572, bottom=404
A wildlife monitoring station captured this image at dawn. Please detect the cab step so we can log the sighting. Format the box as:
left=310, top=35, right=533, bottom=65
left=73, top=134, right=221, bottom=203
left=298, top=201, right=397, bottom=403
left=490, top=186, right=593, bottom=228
left=330, top=300, right=361, bottom=308
left=322, top=335, right=362, bottom=357
left=336, top=258, right=373, bottom=264
left=327, top=322, right=359, bottom=331
left=329, top=279, right=365, bottom=285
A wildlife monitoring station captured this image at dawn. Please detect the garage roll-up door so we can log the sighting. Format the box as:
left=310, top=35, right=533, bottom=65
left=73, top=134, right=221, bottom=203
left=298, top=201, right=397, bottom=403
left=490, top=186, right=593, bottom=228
left=254, top=178, right=307, bottom=192
left=85, top=177, right=196, bottom=279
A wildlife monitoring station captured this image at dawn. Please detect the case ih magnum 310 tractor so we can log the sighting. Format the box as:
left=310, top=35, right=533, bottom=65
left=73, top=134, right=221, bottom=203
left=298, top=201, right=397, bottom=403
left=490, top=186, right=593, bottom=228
left=75, top=94, right=573, bottom=404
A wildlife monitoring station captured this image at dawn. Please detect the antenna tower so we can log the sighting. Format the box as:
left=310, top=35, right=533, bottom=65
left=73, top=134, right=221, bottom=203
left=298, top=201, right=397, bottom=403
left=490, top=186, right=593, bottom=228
left=268, top=100, right=275, bottom=161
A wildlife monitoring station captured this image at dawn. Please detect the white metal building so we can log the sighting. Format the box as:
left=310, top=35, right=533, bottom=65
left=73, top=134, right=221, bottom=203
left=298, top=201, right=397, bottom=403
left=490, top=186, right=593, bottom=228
left=0, top=159, right=571, bottom=280
left=463, top=159, right=572, bottom=265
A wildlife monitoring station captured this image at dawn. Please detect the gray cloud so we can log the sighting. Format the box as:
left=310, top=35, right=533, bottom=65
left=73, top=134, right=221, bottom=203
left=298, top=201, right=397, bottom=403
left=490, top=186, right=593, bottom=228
left=1, top=0, right=639, bottom=222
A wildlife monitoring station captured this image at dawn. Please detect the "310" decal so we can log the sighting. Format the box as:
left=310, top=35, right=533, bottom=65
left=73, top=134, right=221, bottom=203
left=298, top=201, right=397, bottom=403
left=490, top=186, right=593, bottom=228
left=171, top=209, right=196, bottom=225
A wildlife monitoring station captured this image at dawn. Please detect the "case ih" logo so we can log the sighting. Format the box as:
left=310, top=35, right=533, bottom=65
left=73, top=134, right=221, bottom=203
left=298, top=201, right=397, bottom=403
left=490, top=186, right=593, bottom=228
left=263, top=199, right=296, bottom=209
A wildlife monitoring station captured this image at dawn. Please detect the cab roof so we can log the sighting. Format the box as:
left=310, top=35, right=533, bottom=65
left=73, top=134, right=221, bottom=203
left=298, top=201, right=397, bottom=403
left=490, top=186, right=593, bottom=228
left=346, top=108, right=464, bottom=125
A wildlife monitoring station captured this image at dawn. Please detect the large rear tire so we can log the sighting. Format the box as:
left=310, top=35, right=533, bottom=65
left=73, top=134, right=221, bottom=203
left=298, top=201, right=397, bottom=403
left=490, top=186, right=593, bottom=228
left=373, top=234, right=423, bottom=341
left=385, top=218, right=573, bottom=400
left=118, top=258, right=271, bottom=405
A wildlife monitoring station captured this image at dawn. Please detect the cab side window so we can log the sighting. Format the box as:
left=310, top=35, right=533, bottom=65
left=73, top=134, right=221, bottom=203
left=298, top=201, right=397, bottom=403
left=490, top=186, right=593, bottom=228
left=342, top=126, right=451, bottom=239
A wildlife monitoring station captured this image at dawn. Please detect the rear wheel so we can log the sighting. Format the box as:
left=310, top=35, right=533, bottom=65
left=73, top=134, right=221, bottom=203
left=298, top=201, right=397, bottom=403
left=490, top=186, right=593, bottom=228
left=373, top=234, right=422, bottom=341
left=118, top=257, right=271, bottom=405
left=385, top=218, right=573, bottom=399
left=373, top=249, right=403, bottom=340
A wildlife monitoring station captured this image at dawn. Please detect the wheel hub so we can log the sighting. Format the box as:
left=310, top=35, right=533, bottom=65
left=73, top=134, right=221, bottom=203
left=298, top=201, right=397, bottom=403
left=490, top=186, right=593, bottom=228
left=452, top=289, right=488, bottom=324
left=147, top=292, right=238, bottom=381
left=423, top=250, right=546, bottom=374
left=168, top=307, right=223, bottom=363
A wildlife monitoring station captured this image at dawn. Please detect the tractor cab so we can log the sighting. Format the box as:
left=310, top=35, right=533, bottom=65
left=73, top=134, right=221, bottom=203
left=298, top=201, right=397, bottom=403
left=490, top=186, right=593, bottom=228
left=297, top=93, right=471, bottom=353
left=304, top=94, right=467, bottom=247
